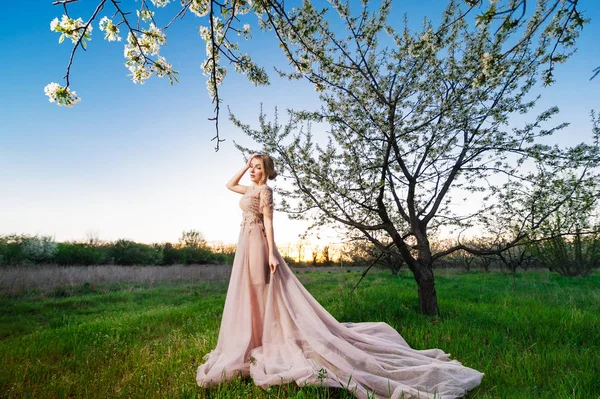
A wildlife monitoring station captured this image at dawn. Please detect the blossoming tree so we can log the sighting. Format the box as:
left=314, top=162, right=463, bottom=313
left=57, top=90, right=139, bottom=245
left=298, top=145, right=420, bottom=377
left=46, top=0, right=598, bottom=314
left=229, top=0, right=598, bottom=315
left=45, top=0, right=591, bottom=150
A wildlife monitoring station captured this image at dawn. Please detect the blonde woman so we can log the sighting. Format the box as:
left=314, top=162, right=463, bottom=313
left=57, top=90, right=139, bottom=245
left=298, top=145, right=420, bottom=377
left=196, top=153, right=483, bottom=399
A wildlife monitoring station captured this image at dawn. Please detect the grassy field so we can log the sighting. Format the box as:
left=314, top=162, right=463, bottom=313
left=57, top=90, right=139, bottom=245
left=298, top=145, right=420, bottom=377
left=1, top=267, right=598, bottom=398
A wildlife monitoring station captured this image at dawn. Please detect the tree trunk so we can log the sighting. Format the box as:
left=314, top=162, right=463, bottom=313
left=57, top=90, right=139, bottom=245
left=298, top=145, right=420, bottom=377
left=416, top=273, right=439, bottom=316
left=392, top=230, right=439, bottom=315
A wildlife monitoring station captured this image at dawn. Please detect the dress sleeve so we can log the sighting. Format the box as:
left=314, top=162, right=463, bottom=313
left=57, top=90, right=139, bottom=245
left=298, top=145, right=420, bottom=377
left=260, top=186, right=274, bottom=219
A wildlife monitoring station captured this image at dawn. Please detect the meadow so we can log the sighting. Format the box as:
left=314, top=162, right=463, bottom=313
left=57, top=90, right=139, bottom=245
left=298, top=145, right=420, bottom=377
left=0, top=266, right=598, bottom=398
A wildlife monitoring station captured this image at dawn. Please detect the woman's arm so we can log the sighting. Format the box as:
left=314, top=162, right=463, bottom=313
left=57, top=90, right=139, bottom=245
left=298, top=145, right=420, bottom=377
left=264, top=214, right=279, bottom=273
left=261, top=187, right=279, bottom=273
left=226, top=153, right=257, bottom=194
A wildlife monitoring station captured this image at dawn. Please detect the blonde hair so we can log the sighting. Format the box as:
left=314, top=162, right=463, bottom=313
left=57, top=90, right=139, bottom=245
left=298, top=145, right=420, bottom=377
left=254, top=154, right=278, bottom=184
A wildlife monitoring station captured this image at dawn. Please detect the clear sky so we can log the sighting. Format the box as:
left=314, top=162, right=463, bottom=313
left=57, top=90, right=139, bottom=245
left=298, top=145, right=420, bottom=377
left=0, top=1, right=598, bottom=247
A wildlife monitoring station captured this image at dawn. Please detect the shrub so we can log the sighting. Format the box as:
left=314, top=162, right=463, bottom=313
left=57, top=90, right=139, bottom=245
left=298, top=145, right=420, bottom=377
left=107, top=239, right=162, bottom=266
left=0, top=235, right=27, bottom=265
left=179, top=246, right=215, bottom=265
left=159, top=242, right=182, bottom=265
left=55, top=243, right=107, bottom=265
left=21, top=235, right=58, bottom=264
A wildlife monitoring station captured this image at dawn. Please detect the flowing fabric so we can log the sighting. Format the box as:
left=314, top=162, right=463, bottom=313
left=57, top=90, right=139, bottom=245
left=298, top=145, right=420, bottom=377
left=196, top=184, right=484, bottom=398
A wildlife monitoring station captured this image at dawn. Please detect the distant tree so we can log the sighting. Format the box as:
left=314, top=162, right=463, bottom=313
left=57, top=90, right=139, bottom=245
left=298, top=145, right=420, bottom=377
left=380, top=250, right=402, bottom=275
left=495, top=244, right=535, bottom=286
left=179, top=230, right=208, bottom=249
left=84, top=230, right=102, bottom=247
left=160, top=242, right=182, bottom=265
left=531, top=229, right=599, bottom=277
left=527, top=193, right=600, bottom=277
left=0, top=234, right=24, bottom=265
left=457, top=250, right=476, bottom=272
left=311, top=247, right=318, bottom=266
left=321, top=245, right=332, bottom=265
left=295, top=239, right=306, bottom=263
left=108, top=239, right=161, bottom=265
left=477, top=255, right=497, bottom=272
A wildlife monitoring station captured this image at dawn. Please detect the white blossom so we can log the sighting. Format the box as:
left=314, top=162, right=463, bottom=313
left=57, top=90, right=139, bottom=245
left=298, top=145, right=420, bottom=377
left=137, top=9, right=155, bottom=23
left=151, top=55, right=178, bottom=84
left=124, top=32, right=140, bottom=58
left=190, top=0, right=210, bottom=17
left=50, top=15, right=92, bottom=45
left=419, top=29, right=436, bottom=53
left=44, top=82, right=81, bottom=107
left=480, top=52, right=495, bottom=78
left=22, top=235, right=58, bottom=263
left=50, top=18, right=59, bottom=31
left=150, top=0, right=170, bottom=7
left=473, top=52, right=499, bottom=88
left=99, top=17, right=121, bottom=42
left=123, top=28, right=177, bottom=85
left=124, top=24, right=166, bottom=62
left=154, top=56, right=173, bottom=76
left=127, top=63, right=152, bottom=84
left=142, top=23, right=167, bottom=55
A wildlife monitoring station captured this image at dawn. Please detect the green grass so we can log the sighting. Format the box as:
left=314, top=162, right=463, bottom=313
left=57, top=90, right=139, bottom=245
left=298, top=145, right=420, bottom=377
left=1, top=269, right=599, bottom=398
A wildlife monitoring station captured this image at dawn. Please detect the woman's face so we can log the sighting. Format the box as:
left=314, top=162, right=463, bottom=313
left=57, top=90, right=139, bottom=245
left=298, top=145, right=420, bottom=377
left=249, top=157, right=264, bottom=184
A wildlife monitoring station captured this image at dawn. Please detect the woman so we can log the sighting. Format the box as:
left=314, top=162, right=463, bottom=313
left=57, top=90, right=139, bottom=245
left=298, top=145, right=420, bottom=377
left=196, top=154, right=484, bottom=399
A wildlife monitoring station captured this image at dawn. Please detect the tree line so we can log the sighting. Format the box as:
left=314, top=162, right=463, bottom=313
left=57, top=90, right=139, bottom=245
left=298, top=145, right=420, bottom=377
left=325, top=232, right=599, bottom=278
left=4, top=227, right=594, bottom=278
left=0, top=230, right=234, bottom=267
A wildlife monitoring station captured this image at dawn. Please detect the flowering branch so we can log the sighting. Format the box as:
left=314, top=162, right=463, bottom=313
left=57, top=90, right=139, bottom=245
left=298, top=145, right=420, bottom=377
left=45, top=0, right=591, bottom=150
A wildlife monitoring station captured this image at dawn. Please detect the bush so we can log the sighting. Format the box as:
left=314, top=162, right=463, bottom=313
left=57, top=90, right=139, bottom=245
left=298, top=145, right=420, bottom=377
left=179, top=246, right=216, bottom=265
left=55, top=243, right=107, bottom=265
left=0, top=235, right=27, bottom=265
left=107, top=239, right=162, bottom=266
left=22, top=235, right=58, bottom=264
left=159, top=242, right=182, bottom=265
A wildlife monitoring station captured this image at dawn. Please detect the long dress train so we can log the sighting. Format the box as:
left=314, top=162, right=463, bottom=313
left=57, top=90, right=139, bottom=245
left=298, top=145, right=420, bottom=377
left=196, top=184, right=484, bottom=399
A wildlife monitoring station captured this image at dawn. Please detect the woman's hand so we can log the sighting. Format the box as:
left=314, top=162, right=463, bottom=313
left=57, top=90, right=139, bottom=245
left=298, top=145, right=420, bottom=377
left=269, top=253, right=279, bottom=274
left=246, top=153, right=260, bottom=169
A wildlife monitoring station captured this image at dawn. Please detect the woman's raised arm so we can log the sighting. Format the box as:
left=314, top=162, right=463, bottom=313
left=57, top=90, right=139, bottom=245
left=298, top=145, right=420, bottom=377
left=226, top=153, right=257, bottom=194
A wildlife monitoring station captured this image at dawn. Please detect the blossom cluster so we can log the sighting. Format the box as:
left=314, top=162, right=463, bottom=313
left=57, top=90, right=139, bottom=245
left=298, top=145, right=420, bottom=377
left=199, top=20, right=227, bottom=99
left=472, top=52, right=501, bottom=88
left=150, top=0, right=170, bottom=7
left=137, top=9, right=155, bottom=22
left=44, top=83, right=81, bottom=107
left=46, top=0, right=260, bottom=106
left=99, top=16, right=121, bottom=42
left=50, top=15, right=92, bottom=45
left=123, top=23, right=173, bottom=84
left=190, top=0, right=210, bottom=17
left=239, top=24, right=251, bottom=40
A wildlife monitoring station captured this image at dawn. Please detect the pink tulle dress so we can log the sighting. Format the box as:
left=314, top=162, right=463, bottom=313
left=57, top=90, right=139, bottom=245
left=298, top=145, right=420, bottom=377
left=196, top=184, right=484, bottom=398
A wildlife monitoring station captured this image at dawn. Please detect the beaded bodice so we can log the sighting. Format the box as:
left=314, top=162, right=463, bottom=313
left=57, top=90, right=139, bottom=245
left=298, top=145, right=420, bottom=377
left=239, top=184, right=274, bottom=233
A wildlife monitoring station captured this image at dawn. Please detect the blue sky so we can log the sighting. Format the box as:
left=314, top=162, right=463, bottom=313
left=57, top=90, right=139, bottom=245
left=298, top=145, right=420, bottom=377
left=0, top=1, right=598, bottom=247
